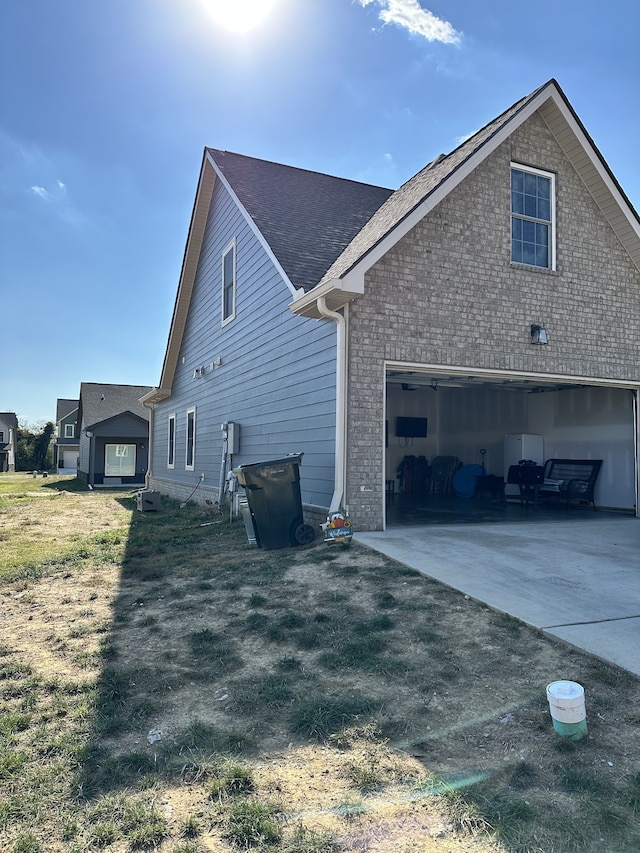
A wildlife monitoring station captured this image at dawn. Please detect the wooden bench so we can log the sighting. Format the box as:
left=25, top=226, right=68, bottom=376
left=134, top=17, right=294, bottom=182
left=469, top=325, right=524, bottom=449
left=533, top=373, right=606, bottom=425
left=507, top=459, right=602, bottom=510
left=534, top=459, right=603, bottom=510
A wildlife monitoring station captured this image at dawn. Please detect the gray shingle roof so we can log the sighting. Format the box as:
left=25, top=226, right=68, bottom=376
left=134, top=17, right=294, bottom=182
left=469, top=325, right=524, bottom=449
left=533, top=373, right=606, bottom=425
left=207, top=149, right=393, bottom=292
left=318, top=81, right=550, bottom=287
left=56, top=399, right=79, bottom=422
left=0, top=413, right=18, bottom=430
left=79, top=383, right=153, bottom=429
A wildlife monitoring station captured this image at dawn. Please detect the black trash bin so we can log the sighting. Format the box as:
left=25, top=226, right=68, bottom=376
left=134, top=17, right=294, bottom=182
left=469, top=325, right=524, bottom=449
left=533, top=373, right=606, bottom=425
left=234, top=454, right=315, bottom=550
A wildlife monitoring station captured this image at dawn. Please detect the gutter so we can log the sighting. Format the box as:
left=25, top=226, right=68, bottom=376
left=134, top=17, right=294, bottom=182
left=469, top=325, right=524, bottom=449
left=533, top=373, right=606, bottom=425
left=315, top=296, right=347, bottom=514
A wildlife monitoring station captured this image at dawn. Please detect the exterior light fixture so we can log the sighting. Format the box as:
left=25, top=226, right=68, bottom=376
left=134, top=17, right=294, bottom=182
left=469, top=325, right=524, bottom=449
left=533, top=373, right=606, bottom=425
left=530, top=324, right=548, bottom=345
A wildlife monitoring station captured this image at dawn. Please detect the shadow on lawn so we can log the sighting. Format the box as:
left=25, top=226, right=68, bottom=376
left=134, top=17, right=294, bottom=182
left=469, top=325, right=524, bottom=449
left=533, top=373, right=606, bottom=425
left=69, top=491, right=640, bottom=853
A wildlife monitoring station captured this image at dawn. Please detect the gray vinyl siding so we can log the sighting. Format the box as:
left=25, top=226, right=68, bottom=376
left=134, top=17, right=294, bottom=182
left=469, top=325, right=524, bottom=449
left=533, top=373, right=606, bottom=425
left=78, top=433, right=90, bottom=477
left=151, top=175, right=337, bottom=508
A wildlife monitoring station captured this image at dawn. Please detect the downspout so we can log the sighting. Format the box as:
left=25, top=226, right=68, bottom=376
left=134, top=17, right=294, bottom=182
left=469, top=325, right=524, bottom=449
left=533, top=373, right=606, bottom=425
left=316, top=296, right=347, bottom=514
left=143, top=401, right=154, bottom=489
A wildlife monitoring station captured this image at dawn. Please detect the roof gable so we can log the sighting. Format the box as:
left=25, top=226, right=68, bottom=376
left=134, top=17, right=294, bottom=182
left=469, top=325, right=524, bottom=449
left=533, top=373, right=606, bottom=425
left=148, top=149, right=392, bottom=401
left=207, top=149, right=392, bottom=293
left=79, top=383, right=152, bottom=430
left=56, top=399, right=79, bottom=422
left=291, top=79, right=640, bottom=318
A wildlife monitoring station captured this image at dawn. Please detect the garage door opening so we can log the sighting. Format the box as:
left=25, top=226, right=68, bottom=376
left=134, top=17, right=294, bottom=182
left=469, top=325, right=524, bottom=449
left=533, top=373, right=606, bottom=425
left=384, top=367, right=638, bottom=527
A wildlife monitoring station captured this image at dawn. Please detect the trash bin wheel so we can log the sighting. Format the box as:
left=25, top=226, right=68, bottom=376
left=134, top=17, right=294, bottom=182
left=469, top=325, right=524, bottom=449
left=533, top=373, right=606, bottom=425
left=294, top=523, right=316, bottom=545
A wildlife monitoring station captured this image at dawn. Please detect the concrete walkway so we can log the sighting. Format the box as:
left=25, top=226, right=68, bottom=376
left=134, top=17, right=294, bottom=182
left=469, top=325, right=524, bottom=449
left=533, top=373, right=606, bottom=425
left=355, top=516, right=640, bottom=677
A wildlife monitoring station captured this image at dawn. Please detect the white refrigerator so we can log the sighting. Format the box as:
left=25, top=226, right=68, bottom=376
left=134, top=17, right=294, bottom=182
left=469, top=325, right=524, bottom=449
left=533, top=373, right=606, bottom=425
left=504, top=434, right=544, bottom=498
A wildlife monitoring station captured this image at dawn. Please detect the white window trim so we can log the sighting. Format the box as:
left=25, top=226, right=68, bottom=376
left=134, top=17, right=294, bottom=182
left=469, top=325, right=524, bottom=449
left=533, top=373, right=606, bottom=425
left=510, top=162, right=556, bottom=271
left=167, top=412, right=176, bottom=469
left=64, top=423, right=75, bottom=438
left=105, top=443, right=136, bottom=477
left=185, top=406, right=196, bottom=471
left=221, top=237, right=236, bottom=326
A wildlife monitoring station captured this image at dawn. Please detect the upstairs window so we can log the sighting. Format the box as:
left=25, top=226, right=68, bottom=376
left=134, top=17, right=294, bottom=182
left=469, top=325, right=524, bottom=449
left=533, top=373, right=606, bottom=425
left=185, top=407, right=196, bottom=470
left=64, top=423, right=75, bottom=438
left=222, top=239, right=236, bottom=324
left=511, top=165, right=555, bottom=269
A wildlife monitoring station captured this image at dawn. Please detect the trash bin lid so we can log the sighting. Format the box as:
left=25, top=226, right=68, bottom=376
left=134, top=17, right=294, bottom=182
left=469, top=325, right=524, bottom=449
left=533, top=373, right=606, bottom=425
left=234, top=453, right=303, bottom=472
left=234, top=454, right=303, bottom=485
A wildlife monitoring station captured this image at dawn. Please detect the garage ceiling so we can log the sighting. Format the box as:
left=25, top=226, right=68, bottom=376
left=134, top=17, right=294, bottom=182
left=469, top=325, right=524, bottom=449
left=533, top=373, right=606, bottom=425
left=386, top=370, right=588, bottom=394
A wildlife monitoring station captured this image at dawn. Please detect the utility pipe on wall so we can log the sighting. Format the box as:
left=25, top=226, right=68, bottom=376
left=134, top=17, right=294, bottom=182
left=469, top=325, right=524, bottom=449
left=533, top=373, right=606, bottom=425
left=316, top=296, right=347, bottom=514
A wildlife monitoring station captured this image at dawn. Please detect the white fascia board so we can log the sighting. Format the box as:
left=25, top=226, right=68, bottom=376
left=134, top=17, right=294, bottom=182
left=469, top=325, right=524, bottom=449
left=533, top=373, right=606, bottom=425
left=288, top=275, right=365, bottom=318
left=205, top=151, right=302, bottom=300
left=340, top=84, right=640, bottom=289
left=385, top=360, right=640, bottom=390
left=541, top=96, right=640, bottom=244
left=140, top=388, right=171, bottom=406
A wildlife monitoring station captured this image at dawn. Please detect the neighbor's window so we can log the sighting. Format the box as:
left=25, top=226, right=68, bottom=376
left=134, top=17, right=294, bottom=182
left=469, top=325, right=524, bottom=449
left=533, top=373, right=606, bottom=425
left=64, top=423, right=75, bottom=438
left=222, top=238, right=236, bottom=324
left=167, top=413, right=176, bottom=469
left=0, top=431, right=4, bottom=442
left=511, top=164, right=555, bottom=269
left=185, top=407, right=196, bottom=470
left=105, top=444, right=136, bottom=477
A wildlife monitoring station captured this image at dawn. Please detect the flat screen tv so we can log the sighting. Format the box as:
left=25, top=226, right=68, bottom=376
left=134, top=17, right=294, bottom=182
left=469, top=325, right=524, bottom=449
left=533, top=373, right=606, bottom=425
left=396, top=417, right=428, bottom=438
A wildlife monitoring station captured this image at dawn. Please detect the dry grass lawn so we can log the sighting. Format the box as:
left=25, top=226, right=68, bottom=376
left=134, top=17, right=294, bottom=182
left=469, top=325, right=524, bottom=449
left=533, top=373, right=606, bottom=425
left=1, top=472, right=640, bottom=853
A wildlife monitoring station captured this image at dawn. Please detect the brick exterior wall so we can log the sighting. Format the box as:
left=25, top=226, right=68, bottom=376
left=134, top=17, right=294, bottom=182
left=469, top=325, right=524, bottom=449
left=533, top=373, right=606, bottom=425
left=346, top=112, right=640, bottom=530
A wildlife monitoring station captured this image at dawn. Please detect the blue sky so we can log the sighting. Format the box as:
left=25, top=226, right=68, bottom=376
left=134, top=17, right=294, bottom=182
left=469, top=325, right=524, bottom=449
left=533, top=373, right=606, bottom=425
left=1, top=0, right=638, bottom=426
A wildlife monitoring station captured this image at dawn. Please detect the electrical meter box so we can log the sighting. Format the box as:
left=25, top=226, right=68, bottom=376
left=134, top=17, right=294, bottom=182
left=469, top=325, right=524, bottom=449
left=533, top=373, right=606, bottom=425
left=221, top=421, right=240, bottom=455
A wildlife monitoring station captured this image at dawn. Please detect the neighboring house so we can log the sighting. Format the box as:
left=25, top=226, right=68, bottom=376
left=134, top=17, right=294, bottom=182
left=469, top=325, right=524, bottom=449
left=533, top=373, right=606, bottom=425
left=53, top=398, right=80, bottom=474
left=143, top=79, right=640, bottom=531
left=0, top=412, right=18, bottom=472
left=77, top=383, right=152, bottom=487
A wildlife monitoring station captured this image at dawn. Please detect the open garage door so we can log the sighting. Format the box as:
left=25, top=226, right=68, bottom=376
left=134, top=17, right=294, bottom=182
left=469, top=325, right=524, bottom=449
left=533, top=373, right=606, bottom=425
left=384, top=364, right=639, bottom=526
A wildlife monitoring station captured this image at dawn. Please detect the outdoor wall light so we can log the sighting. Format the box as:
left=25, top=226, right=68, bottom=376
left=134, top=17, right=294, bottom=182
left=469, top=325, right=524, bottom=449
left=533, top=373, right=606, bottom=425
left=85, top=430, right=93, bottom=438
left=530, top=324, right=548, bottom=345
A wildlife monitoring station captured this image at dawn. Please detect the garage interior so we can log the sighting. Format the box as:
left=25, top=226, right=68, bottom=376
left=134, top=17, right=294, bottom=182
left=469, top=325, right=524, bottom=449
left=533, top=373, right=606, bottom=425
left=384, top=368, right=638, bottom=527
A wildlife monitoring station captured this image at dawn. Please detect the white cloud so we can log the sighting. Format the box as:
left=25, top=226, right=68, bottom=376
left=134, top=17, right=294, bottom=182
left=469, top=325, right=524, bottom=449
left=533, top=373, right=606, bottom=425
left=455, top=129, right=478, bottom=145
left=57, top=179, right=67, bottom=191
left=359, top=0, right=461, bottom=45
left=31, top=185, right=49, bottom=200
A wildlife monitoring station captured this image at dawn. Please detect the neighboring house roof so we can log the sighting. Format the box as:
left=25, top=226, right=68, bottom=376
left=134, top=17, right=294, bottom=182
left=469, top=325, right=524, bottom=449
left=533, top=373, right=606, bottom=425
left=56, top=399, right=79, bottom=422
left=292, top=78, right=640, bottom=318
left=79, top=383, right=153, bottom=430
left=0, top=413, right=18, bottom=430
left=207, top=149, right=393, bottom=293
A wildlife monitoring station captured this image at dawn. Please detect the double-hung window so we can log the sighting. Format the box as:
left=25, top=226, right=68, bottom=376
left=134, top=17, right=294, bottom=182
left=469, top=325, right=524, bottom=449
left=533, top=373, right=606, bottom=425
left=167, top=413, right=176, bottom=469
left=222, top=238, right=236, bottom=324
left=185, top=407, right=196, bottom=470
left=511, top=164, right=555, bottom=269
left=64, top=423, right=75, bottom=438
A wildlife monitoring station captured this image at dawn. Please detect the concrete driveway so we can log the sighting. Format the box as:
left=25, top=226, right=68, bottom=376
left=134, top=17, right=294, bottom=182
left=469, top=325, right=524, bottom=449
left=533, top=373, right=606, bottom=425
left=355, top=515, right=640, bottom=677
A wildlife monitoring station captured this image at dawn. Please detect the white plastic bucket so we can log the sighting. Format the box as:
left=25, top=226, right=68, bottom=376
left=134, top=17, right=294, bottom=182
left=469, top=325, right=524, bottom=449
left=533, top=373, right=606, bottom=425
left=546, top=681, right=587, bottom=740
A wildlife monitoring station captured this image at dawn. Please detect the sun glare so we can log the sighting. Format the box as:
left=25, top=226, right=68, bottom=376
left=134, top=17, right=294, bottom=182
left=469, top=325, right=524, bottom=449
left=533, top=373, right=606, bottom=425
left=203, top=0, right=277, bottom=33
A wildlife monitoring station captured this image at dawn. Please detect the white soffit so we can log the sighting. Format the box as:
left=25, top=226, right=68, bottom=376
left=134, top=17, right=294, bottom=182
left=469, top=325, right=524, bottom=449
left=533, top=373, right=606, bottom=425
left=160, top=155, right=217, bottom=392
left=538, top=96, right=640, bottom=271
